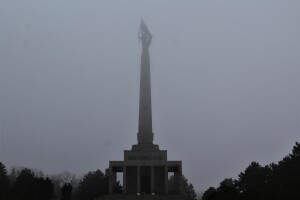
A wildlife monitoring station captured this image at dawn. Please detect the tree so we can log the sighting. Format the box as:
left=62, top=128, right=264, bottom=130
left=35, top=177, right=54, bottom=200
left=61, top=183, right=73, bottom=200
left=168, top=175, right=197, bottom=200
left=236, top=162, right=266, bottom=193
left=277, top=142, right=300, bottom=192
left=12, top=168, right=54, bottom=200
left=202, top=187, right=217, bottom=200
left=8, top=166, right=22, bottom=184
left=290, top=142, right=300, bottom=159
left=75, top=169, right=107, bottom=200
left=14, top=168, right=36, bottom=200
left=0, top=162, right=10, bottom=199
left=271, top=142, right=300, bottom=199
left=202, top=179, right=241, bottom=200
left=184, top=183, right=198, bottom=200
left=216, top=179, right=241, bottom=200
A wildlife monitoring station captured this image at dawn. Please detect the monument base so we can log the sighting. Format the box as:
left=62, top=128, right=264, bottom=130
left=131, top=144, right=160, bottom=151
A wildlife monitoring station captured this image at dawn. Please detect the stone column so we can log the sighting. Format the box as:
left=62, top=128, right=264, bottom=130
left=137, top=166, right=141, bottom=194
left=174, top=171, right=181, bottom=194
left=179, top=167, right=182, bottom=194
left=164, top=165, right=168, bottom=194
left=151, top=166, right=155, bottom=194
left=123, top=166, right=127, bottom=194
left=109, top=167, right=116, bottom=194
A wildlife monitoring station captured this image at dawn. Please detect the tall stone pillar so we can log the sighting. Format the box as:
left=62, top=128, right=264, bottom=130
left=137, top=166, right=141, bottom=194
left=174, top=171, right=181, bottom=194
left=123, top=166, right=127, bottom=194
left=109, top=167, right=116, bottom=194
left=109, top=167, right=113, bottom=194
left=151, top=166, right=155, bottom=194
left=178, top=166, right=182, bottom=194
left=164, top=165, right=168, bottom=194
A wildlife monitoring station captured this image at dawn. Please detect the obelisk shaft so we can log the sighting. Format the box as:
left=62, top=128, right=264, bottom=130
left=137, top=20, right=153, bottom=145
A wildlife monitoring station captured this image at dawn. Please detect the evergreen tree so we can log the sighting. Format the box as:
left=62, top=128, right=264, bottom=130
left=14, top=168, right=36, bottom=200
left=0, top=162, right=10, bottom=199
left=35, top=177, right=54, bottom=200
left=75, top=169, right=106, bottom=200
left=202, top=187, right=217, bottom=200
left=168, top=175, right=197, bottom=200
left=12, top=168, right=54, bottom=200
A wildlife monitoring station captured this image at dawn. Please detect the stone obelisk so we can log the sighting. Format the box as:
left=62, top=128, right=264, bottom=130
left=138, top=19, right=153, bottom=144
left=132, top=20, right=159, bottom=150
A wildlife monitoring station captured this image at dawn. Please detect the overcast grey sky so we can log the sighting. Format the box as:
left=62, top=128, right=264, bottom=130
left=1, top=0, right=299, bottom=192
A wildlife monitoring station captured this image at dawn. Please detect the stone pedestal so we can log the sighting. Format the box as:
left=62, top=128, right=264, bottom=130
left=108, top=145, right=182, bottom=196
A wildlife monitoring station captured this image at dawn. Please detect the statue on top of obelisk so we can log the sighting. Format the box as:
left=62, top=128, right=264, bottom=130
left=139, top=19, right=152, bottom=52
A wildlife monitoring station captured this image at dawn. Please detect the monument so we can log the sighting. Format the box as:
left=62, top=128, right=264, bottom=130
left=103, top=20, right=183, bottom=200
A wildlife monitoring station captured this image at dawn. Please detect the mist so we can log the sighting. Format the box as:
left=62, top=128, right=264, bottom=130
left=1, top=0, right=299, bottom=192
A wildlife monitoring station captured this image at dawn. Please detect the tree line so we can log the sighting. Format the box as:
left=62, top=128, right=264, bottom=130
left=0, top=166, right=53, bottom=200
left=3, top=142, right=298, bottom=200
left=0, top=164, right=113, bottom=200
left=0, top=163, right=196, bottom=200
left=202, top=142, right=300, bottom=200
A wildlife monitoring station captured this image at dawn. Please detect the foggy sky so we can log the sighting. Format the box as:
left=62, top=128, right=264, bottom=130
left=1, top=0, right=300, bottom=192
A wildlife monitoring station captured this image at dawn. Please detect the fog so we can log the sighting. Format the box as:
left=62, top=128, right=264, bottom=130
left=1, top=0, right=299, bottom=192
